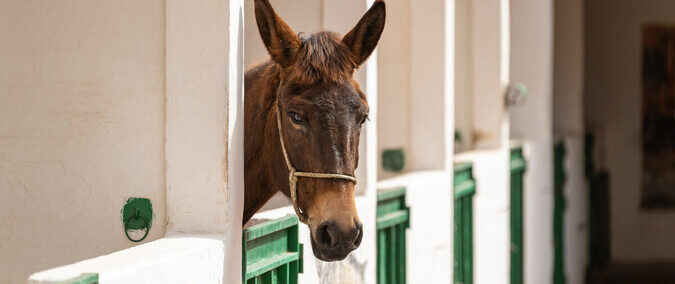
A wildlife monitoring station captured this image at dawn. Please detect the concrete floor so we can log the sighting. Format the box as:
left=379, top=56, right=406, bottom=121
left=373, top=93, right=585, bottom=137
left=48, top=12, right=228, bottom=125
left=587, top=262, right=675, bottom=284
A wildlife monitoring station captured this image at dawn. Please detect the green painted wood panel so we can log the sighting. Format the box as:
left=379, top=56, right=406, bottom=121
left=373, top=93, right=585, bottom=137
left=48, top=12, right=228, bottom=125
left=510, top=147, right=526, bottom=284
left=585, top=133, right=610, bottom=269
left=243, top=215, right=303, bottom=284
left=377, top=187, right=410, bottom=284
left=57, top=273, right=98, bottom=284
left=454, top=162, right=476, bottom=284
left=553, top=142, right=566, bottom=284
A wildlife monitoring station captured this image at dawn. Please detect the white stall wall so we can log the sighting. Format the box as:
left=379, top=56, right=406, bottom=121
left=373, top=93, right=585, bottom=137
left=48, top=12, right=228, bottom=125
left=585, top=0, right=675, bottom=261
left=562, top=136, right=588, bottom=284
left=455, top=149, right=510, bottom=284
left=0, top=1, right=166, bottom=282
left=553, top=0, right=587, bottom=282
left=510, top=0, right=554, bottom=283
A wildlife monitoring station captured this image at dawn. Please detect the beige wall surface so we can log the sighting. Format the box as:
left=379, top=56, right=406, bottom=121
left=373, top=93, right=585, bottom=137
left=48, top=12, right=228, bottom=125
left=244, top=0, right=322, bottom=69
left=585, top=0, right=675, bottom=261
left=553, top=0, right=584, bottom=135
left=377, top=0, right=412, bottom=179
left=0, top=0, right=166, bottom=282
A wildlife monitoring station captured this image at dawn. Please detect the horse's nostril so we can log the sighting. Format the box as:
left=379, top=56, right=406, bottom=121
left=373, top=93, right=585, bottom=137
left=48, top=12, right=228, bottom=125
left=353, top=225, right=363, bottom=247
left=316, top=222, right=333, bottom=247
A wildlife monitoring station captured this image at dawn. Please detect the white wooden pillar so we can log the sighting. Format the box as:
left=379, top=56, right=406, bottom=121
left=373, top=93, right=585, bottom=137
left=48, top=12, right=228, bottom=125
left=408, top=0, right=455, bottom=282
left=166, top=0, right=245, bottom=281
left=510, top=0, right=554, bottom=283
left=471, top=0, right=511, bottom=149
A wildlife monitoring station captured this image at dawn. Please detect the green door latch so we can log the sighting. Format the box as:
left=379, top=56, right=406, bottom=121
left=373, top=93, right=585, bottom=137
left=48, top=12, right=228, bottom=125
left=122, top=197, right=152, bottom=242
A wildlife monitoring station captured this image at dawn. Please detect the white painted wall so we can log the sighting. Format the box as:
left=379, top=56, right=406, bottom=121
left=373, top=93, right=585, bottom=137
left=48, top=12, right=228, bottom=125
left=509, top=0, right=554, bottom=283
left=376, top=0, right=412, bottom=179
left=4, top=0, right=246, bottom=282
left=0, top=1, right=166, bottom=282
left=454, top=0, right=474, bottom=152
left=165, top=0, right=245, bottom=281
left=453, top=1, right=511, bottom=283
left=29, top=235, right=232, bottom=284
left=376, top=0, right=456, bottom=282
left=378, top=171, right=452, bottom=284
left=455, top=149, right=510, bottom=284
left=584, top=0, right=675, bottom=262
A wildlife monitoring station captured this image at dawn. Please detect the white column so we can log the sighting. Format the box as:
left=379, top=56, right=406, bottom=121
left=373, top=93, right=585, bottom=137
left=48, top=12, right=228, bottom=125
left=410, top=0, right=455, bottom=171
left=408, top=0, right=455, bottom=282
left=165, top=0, right=245, bottom=281
left=471, top=0, right=510, bottom=149
left=553, top=0, right=587, bottom=283
left=510, top=0, right=554, bottom=283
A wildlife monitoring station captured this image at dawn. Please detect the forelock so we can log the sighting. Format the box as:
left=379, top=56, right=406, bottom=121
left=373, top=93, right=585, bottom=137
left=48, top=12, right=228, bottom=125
left=288, top=32, right=356, bottom=85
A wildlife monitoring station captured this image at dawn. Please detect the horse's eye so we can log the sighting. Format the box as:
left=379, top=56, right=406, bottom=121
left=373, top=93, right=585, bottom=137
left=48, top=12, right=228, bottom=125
left=288, top=112, right=303, bottom=124
left=360, top=115, right=369, bottom=125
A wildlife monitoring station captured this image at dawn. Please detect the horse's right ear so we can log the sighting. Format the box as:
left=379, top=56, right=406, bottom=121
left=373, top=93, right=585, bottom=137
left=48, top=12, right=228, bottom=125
left=254, top=0, right=301, bottom=67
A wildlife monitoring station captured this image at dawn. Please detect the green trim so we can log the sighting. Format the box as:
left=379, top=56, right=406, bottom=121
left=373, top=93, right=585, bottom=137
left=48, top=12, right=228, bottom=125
left=454, top=162, right=475, bottom=284
left=243, top=215, right=298, bottom=241
left=510, top=146, right=526, bottom=284
left=376, top=187, right=410, bottom=284
left=553, top=142, right=566, bottom=284
left=510, top=147, right=527, bottom=173
left=376, top=210, right=410, bottom=228
left=377, top=186, right=407, bottom=202
left=242, top=215, right=303, bottom=284
left=57, top=273, right=98, bottom=284
left=454, top=180, right=476, bottom=200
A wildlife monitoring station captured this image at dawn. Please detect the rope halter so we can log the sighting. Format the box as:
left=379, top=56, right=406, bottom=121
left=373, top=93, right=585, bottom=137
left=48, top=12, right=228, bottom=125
left=275, top=98, right=357, bottom=224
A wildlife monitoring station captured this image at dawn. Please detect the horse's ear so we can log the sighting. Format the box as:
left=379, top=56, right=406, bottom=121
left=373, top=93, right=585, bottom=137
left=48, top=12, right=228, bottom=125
left=254, top=0, right=302, bottom=67
left=342, top=0, right=386, bottom=67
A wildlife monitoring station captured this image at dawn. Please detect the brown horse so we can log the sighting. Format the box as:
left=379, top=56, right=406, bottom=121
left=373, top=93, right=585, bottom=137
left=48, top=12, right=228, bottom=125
left=244, top=0, right=385, bottom=261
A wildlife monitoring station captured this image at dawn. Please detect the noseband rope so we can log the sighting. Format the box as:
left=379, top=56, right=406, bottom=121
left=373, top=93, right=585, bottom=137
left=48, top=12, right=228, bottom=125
left=274, top=93, right=357, bottom=224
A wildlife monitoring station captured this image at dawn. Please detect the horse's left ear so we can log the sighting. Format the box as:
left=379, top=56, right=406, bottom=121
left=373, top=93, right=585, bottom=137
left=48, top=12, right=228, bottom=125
left=342, top=0, right=386, bottom=67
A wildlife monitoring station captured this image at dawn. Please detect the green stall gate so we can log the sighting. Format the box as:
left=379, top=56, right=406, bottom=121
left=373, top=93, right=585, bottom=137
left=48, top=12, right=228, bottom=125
left=242, top=215, right=304, bottom=284
left=553, top=142, right=566, bottom=284
left=454, top=162, right=476, bottom=284
left=376, top=187, right=411, bottom=284
left=585, top=134, right=610, bottom=270
left=510, top=147, right=527, bottom=284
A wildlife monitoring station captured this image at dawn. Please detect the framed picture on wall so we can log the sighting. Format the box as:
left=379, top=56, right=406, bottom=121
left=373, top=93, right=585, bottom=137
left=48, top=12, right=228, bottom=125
left=641, top=25, right=675, bottom=209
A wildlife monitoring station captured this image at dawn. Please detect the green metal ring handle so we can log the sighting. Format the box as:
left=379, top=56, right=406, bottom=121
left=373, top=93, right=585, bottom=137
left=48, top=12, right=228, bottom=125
left=124, top=214, right=149, bottom=242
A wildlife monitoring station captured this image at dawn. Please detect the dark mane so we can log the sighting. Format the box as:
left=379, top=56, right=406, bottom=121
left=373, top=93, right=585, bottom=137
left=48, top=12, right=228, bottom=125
left=288, top=32, right=357, bottom=85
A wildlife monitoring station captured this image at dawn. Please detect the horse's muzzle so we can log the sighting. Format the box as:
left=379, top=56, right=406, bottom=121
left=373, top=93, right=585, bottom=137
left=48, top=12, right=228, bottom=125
left=310, top=220, right=363, bottom=261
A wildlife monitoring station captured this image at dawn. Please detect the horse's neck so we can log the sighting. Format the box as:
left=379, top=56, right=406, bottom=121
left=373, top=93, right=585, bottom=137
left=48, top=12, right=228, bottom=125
left=243, top=63, right=288, bottom=223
